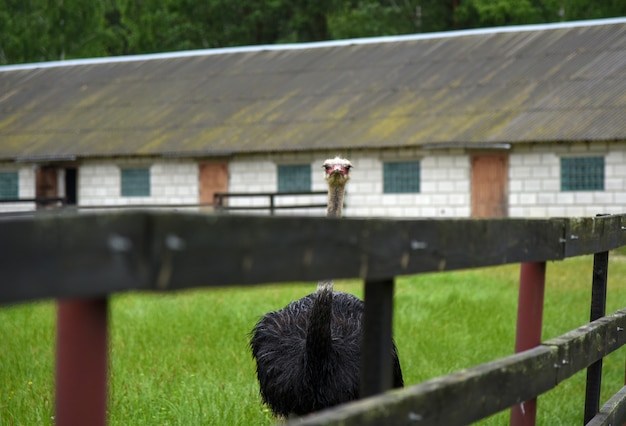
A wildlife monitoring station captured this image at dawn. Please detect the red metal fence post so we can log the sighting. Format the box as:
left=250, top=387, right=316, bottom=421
left=56, top=298, right=109, bottom=426
left=510, top=262, right=546, bottom=426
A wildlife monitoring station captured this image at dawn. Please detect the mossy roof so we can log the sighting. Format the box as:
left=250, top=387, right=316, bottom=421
left=1, top=18, right=625, bottom=161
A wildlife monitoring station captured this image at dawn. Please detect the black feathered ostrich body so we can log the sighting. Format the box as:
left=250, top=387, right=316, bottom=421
left=249, top=157, right=403, bottom=417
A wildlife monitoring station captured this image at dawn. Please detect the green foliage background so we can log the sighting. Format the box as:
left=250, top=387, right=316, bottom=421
left=1, top=0, right=625, bottom=65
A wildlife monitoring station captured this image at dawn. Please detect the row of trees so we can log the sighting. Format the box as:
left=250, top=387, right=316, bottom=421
left=1, top=0, right=625, bottom=65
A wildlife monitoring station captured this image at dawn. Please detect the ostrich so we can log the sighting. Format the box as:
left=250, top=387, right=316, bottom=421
left=249, top=157, right=404, bottom=417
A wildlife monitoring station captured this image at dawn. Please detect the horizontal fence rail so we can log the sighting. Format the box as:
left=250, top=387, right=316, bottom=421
left=214, top=190, right=332, bottom=215
left=0, top=212, right=626, bottom=303
left=0, top=197, right=66, bottom=205
left=2, top=211, right=626, bottom=426
left=2, top=212, right=626, bottom=305
left=586, top=386, right=626, bottom=426
left=0, top=190, right=336, bottom=217
left=293, top=308, right=626, bottom=425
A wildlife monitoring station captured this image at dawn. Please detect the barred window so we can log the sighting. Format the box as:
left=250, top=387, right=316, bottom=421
left=0, top=172, right=18, bottom=199
left=383, top=161, right=420, bottom=193
left=277, top=164, right=311, bottom=193
left=121, top=168, right=151, bottom=197
left=561, top=157, right=604, bottom=191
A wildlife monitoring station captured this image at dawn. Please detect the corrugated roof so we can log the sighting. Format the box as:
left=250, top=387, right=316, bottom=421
left=1, top=18, right=625, bottom=160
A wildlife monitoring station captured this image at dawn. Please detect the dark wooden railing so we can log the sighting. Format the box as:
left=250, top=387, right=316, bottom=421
left=0, top=196, right=66, bottom=208
left=1, top=190, right=333, bottom=217
left=214, top=190, right=332, bottom=215
left=1, top=212, right=626, bottom=425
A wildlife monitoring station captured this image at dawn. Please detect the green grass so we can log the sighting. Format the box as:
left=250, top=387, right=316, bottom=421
left=2, top=255, right=626, bottom=425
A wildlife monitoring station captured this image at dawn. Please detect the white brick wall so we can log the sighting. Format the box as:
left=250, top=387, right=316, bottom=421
left=79, top=163, right=119, bottom=205
left=228, top=149, right=471, bottom=217
left=228, top=142, right=626, bottom=219
left=228, top=153, right=326, bottom=215
left=508, top=142, right=626, bottom=217
left=79, top=159, right=199, bottom=208
left=346, top=151, right=470, bottom=217
left=4, top=140, right=624, bottom=218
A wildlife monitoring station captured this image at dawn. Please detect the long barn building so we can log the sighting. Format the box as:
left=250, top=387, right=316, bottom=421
left=1, top=18, right=625, bottom=217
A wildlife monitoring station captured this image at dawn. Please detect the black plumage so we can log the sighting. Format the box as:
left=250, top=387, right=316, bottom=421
left=249, top=287, right=403, bottom=417
left=250, top=157, right=403, bottom=417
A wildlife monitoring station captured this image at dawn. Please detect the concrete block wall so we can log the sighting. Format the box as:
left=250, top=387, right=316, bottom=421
left=348, top=149, right=470, bottom=218
left=4, top=141, right=624, bottom=217
left=508, top=142, right=626, bottom=217
left=230, top=142, right=626, bottom=219
left=228, top=152, right=328, bottom=215
left=79, top=159, right=199, bottom=207
left=229, top=149, right=472, bottom=217
left=78, top=163, right=119, bottom=205
left=0, top=165, right=36, bottom=212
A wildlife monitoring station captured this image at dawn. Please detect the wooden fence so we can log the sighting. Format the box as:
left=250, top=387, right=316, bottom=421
left=0, top=191, right=331, bottom=216
left=213, top=190, right=330, bottom=214
left=2, top=211, right=626, bottom=425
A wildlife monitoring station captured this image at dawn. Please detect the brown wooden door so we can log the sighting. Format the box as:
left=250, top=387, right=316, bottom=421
left=471, top=153, right=508, bottom=218
left=36, top=166, right=58, bottom=209
left=199, top=161, right=229, bottom=208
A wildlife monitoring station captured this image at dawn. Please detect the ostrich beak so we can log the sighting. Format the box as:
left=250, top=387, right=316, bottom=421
left=323, top=157, right=352, bottom=178
left=328, top=164, right=350, bottom=176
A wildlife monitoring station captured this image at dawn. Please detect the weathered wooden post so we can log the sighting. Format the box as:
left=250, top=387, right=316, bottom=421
left=584, top=249, right=609, bottom=423
left=511, top=262, right=546, bottom=426
left=361, top=278, right=395, bottom=398
left=213, top=193, right=224, bottom=211
left=269, top=194, right=276, bottom=216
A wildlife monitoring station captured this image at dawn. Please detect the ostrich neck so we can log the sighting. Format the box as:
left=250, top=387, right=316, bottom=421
left=317, top=183, right=346, bottom=292
left=326, top=184, right=346, bottom=218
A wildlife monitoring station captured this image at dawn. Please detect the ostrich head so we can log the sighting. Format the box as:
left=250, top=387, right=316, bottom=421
left=322, top=157, right=352, bottom=219
left=322, top=157, right=352, bottom=188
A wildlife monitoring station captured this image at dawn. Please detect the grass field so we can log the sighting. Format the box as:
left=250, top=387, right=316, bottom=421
left=2, top=254, right=626, bottom=425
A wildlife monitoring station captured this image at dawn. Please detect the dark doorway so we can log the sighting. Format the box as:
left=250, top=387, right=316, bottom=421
left=64, top=168, right=77, bottom=205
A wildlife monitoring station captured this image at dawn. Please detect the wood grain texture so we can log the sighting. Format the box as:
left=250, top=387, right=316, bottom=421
left=292, top=309, right=626, bottom=426
left=586, top=386, right=626, bottom=426
left=2, top=212, right=625, bottom=304
left=0, top=211, right=571, bottom=303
